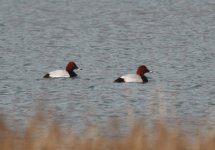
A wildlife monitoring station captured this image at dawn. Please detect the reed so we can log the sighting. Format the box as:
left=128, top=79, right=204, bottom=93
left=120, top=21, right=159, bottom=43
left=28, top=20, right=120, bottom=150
left=0, top=113, right=214, bottom=150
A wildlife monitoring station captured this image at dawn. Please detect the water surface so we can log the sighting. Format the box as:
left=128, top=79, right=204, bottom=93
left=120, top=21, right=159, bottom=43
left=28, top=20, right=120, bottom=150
left=0, top=0, right=215, bottom=131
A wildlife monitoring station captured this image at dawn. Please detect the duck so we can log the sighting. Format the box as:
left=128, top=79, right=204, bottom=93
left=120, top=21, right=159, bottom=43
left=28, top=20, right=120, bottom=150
left=114, top=65, right=150, bottom=83
left=43, top=61, right=78, bottom=78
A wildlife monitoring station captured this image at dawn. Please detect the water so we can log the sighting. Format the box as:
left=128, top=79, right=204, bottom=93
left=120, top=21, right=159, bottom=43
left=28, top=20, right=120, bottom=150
left=0, top=0, right=215, bottom=131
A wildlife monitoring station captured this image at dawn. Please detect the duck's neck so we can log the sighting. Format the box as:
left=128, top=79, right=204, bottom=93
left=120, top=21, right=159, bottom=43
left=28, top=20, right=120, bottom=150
left=141, top=75, right=148, bottom=82
left=68, top=71, right=77, bottom=77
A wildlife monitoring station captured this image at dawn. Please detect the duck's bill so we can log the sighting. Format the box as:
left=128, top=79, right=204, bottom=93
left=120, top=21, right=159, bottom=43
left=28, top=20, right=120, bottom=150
left=76, top=68, right=82, bottom=70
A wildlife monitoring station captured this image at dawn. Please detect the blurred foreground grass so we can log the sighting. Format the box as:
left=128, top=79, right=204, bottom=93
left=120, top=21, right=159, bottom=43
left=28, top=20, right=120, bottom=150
left=0, top=113, right=215, bottom=150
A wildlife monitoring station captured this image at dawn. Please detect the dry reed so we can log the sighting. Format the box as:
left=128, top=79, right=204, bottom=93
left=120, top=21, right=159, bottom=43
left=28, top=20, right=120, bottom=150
left=0, top=113, right=214, bottom=150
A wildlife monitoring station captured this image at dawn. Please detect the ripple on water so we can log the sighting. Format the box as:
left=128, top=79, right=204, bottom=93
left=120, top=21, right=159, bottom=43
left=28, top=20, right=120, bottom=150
left=0, top=0, right=215, bottom=132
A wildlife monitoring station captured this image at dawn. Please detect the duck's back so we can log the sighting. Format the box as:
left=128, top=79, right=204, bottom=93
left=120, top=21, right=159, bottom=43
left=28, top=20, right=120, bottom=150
left=121, top=74, right=143, bottom=83
left=46, top=70, right=70, bottom=78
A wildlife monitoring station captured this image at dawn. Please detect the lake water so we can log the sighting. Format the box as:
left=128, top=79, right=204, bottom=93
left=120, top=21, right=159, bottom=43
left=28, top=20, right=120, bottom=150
left=0, top=0, right=215, bottom=132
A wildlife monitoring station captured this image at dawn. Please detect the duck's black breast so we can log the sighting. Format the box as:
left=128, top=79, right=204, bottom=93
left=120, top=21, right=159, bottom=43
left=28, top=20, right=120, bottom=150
left=141, top=75, right=148, bottom=83
left=69, top=71, right=77, bottom=77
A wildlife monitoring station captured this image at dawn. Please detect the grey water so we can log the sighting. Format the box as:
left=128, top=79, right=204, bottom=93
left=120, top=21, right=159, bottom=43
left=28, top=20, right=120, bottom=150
left=0, top=0, right=215, bottom=132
